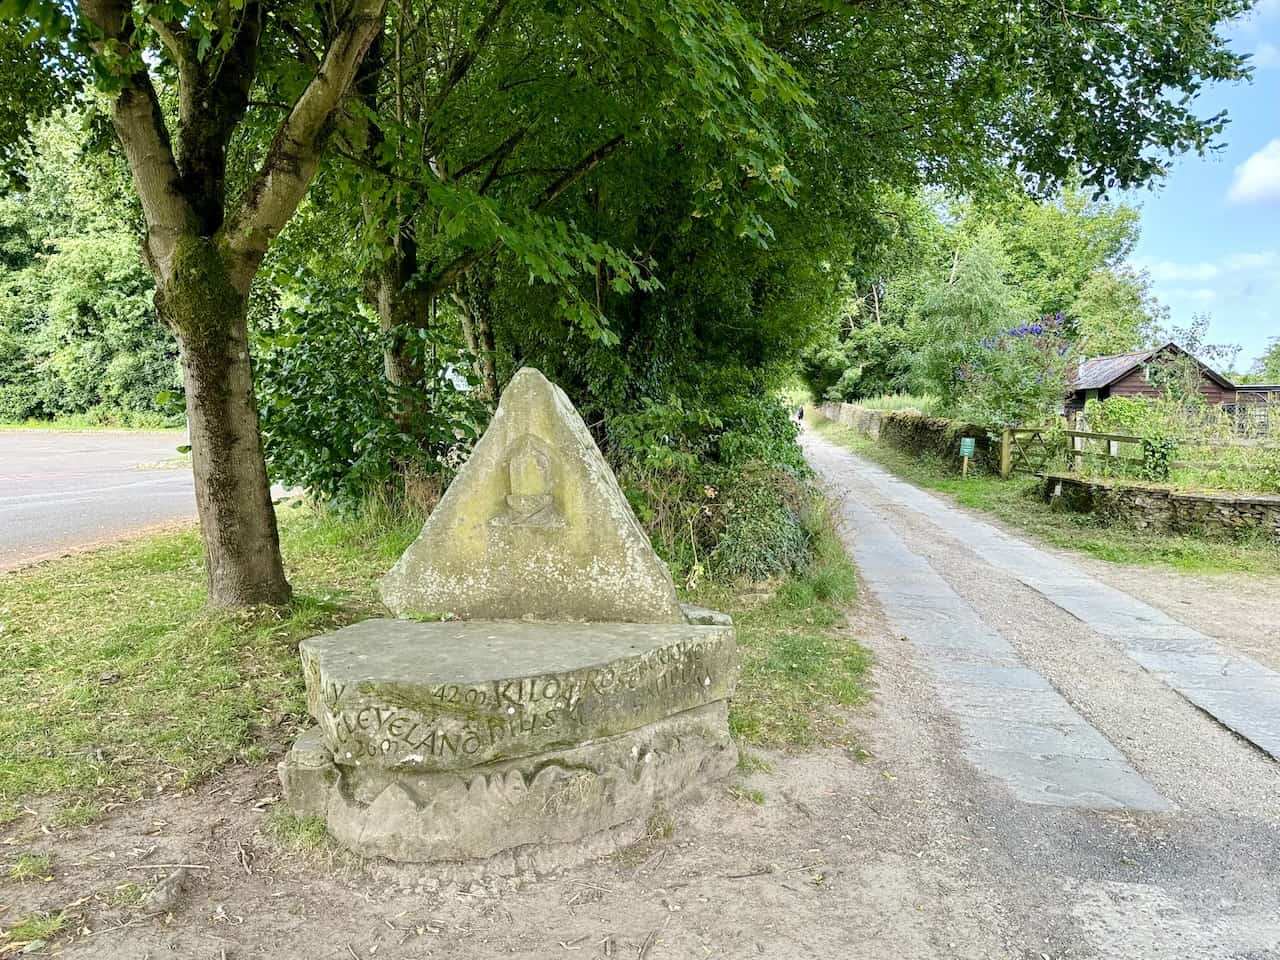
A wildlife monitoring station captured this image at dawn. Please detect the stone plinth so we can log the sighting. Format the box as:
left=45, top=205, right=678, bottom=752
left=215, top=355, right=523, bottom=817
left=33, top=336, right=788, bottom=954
left=281, top=701, right=736, bottom=863
left=299, top=619, right=737, bottom=773
left=280, top=616, right=739, bottom=862
left=278, top=366, right=741, bottom=866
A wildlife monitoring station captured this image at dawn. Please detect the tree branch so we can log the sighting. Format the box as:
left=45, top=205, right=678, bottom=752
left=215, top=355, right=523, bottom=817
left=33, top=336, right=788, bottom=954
left=222, top=0, right=388, bottom=290
left=80, top=0, right=192, bottom=282
left=423, top=0, right=511, bottom=130
left=416, top=134, right=626, bottom=302
left=533, top=134, right=625, bottom=210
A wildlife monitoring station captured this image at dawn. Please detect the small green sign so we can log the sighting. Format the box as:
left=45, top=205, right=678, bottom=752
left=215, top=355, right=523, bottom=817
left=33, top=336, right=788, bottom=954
left=959, top=437, right=976, bottom=458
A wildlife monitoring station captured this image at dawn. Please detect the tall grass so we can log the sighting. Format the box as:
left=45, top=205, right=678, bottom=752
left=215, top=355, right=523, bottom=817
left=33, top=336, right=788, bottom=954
left=842, top=393, right=940, bottom=415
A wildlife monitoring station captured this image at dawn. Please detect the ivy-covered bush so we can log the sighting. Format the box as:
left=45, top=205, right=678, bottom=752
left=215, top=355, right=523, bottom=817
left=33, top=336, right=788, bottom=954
left=254, top=276, right=485, bottom=511
left=1139, top=435, right=1177, bottom=482
left=611, top=390, right=815, bottom=583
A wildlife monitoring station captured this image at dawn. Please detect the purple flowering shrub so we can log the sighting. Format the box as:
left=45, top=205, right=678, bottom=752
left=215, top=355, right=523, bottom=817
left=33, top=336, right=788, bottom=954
left=952, top=311, right=1072, bottom=429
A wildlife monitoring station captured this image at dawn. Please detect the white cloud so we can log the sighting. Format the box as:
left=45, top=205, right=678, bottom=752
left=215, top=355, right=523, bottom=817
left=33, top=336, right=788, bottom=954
left=1256, top=42, right=1280, bottom=67
left=1227, top=139, right=1280, bottom=204
left=1168, top=287, right=1220, bottom=305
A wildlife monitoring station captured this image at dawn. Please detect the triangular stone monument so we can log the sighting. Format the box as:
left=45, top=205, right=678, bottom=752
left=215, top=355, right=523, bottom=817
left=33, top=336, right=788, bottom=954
left=379, top=367, right=684, bottom=623
left=278, top=368, right=739, bottom=866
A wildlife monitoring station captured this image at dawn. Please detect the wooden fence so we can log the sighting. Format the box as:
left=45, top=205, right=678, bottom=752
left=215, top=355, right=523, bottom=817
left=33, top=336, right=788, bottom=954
left=1063, top=428, right=1280, bottom=474
left=998, top=428, right=1054, bottom=478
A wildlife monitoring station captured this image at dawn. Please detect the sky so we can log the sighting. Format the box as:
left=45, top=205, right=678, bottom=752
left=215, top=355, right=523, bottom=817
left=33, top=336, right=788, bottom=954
left=1123, top=0, right=1280, bottom=375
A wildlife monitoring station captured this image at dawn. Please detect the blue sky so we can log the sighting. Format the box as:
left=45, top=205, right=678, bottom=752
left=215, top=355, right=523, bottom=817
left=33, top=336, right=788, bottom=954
left=1123, top=0, right=1280, bottom=374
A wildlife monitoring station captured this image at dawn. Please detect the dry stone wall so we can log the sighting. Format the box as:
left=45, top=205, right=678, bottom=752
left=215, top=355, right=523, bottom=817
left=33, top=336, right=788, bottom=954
left=1045, top=474, right=1280, bottom=542
left=820, top=403, right=994, bottom=468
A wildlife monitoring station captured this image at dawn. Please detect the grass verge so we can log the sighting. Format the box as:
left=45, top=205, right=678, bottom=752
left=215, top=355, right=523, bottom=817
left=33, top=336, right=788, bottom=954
left=696, top=502, right=872, bottom=750
left=814, top=418, right=1280, bottom=576
left=1, top=488, right=872, bottom=827
left=0, top=502, right=420, bottom=825
left=0, top=411, right=183, bottom=431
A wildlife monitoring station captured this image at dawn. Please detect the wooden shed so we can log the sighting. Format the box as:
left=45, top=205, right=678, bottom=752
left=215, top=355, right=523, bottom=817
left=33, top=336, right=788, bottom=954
left=1065, top=343, right=1236, bottom=414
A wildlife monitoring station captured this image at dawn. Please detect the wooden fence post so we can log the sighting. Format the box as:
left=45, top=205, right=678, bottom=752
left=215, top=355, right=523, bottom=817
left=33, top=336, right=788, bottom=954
left=1000, top=429, right=1013, bottom=479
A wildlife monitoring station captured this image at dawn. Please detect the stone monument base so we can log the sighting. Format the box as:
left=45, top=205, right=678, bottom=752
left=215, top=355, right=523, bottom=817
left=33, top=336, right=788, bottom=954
left=280, top=701, right=735, bottom=862
left=278, top=615, right=739, bottom=863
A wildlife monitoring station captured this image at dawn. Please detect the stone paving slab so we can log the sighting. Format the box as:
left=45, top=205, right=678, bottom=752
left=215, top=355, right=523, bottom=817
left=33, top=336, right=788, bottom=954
left=966, top=750, right=1170, bottom=810
left=827, top=485, right=1169, bottom=812
left=832, top=450, right=1280, bottom=763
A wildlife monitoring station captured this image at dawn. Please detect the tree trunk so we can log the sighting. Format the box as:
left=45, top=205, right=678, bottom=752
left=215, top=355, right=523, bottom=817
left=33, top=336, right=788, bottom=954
left=370, top=236, right=430, bottom=430
left=163, top=239, right=291, bottom=607
left=456, top=266, right=499, bottom=400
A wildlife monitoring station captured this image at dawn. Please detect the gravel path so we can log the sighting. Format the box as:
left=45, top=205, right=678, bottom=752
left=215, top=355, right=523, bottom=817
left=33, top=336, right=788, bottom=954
left=802, top=430, right=1280, bottom=955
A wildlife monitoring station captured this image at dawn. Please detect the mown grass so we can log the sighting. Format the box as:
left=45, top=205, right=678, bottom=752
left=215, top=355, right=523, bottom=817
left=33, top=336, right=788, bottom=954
left=814, top=419, right=1280, bottom=576
left=0, top=502, right=420, bottom=825
left=0, top=411, right=183, bottom=431
left=697, top=506, right=872, bottom=750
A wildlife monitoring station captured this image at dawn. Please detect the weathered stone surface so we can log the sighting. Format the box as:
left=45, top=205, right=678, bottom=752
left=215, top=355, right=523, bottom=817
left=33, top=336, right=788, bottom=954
left=379, top=367, right=684, bottom=622
left=679, top=603, right=733, bottom=627
left=279, top=701, right=736, bottom=862
left=300, top=619, right=738, bottom=772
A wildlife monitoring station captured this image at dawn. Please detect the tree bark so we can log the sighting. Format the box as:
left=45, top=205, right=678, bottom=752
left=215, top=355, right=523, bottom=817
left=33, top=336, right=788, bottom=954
left=370, top=231, right=431, bottom=430
left=456, top=267, right=499, bottom=400
left=163, top=243, right=290, bottom=606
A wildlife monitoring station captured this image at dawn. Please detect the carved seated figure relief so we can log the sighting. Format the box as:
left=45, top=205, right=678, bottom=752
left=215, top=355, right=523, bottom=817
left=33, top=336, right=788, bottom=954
left=492, top=435, right=564, bottom=527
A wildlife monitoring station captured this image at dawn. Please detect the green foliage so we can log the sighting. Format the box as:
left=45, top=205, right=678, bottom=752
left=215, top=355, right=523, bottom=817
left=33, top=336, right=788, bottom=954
left=254, top=276, right=484, bottom=510
left=908, top=228, right=1071, bottom=429
left=1247, top=338, right=1280, bottom=383
left=971, top=186, right=1141, bottom=317
left=1084, top=396, right=1151, bottom=435
left=912, top=229, right=1030, bottom=411
left=709, top=466, right=812, bottom=583
left=613, top=392, right=812, bottom=583
left=818, top=417, right=1280, bottom=575
left=705, top=502, right=869, bottom=749
left=1081, top=395, right=1280, bottom=495
left=0, top=109, right=176, bottom=422
left=1069, top=267, right=1163, bottom=355
left=801, top=322, right=914, bottom=402
left=1139, top=435, right=1177, bottom=482
left=848, top=393, right=939, bottom=414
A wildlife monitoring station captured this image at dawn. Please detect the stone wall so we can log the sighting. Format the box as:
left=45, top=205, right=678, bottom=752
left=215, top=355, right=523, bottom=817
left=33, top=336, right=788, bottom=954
left=1044, top=474, right=1280, bottom=541
left=819, top=402, right=994, bottom=468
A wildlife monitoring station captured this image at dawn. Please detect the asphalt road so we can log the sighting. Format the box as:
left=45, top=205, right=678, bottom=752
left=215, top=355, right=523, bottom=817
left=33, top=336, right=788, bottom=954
left=0, top=429, right=196, bottom=570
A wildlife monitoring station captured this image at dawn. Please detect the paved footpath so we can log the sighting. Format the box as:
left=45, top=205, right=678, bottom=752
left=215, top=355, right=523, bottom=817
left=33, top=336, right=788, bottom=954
left=801, top=430, right=1280, bottom=956
left=0, top=429, right=194, bottom=570
left=805, top=433, right=1280, bottom=769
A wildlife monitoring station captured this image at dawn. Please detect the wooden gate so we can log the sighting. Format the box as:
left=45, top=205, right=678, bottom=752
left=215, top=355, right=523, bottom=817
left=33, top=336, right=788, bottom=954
left=999, top=428, right=1054, bottom=478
